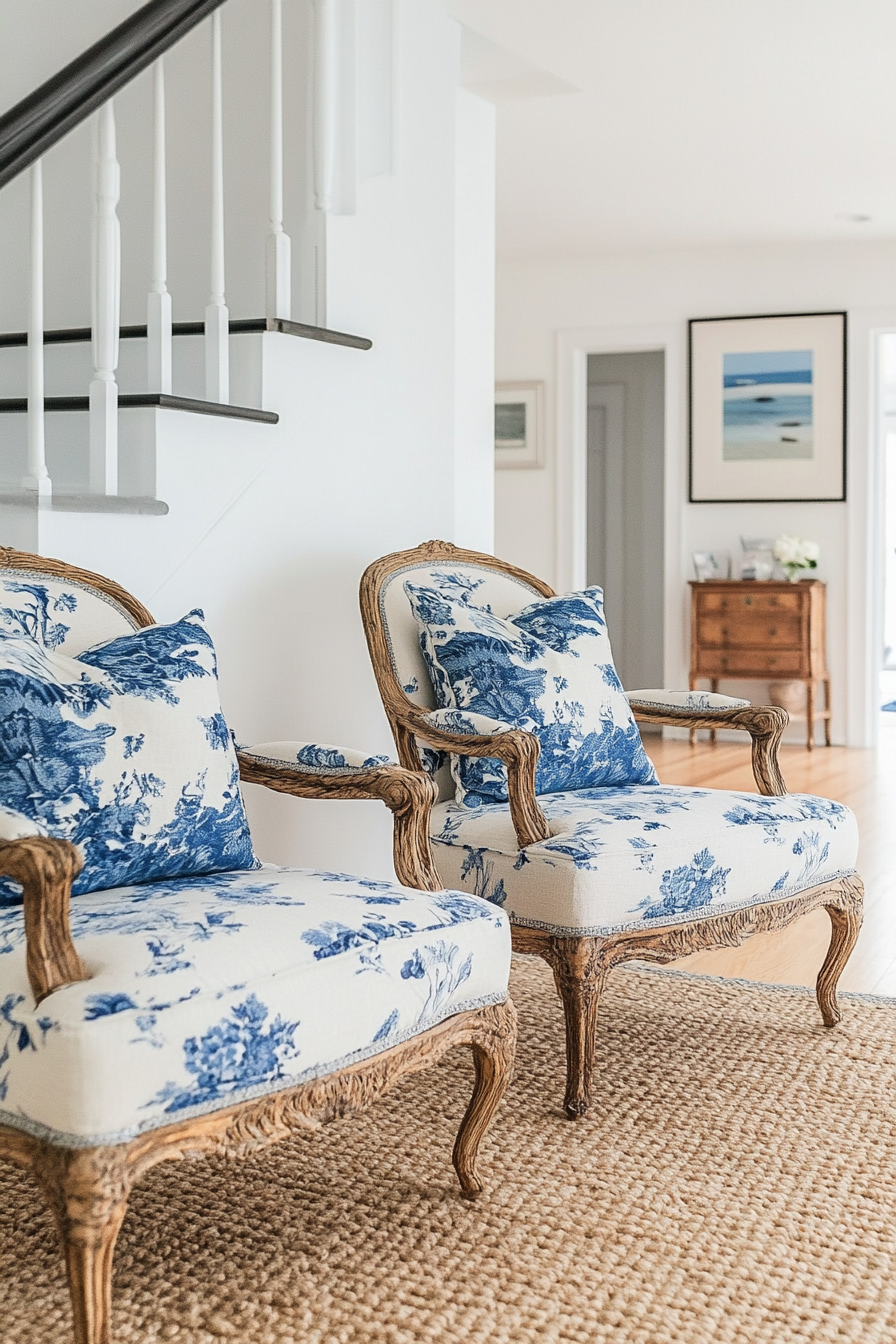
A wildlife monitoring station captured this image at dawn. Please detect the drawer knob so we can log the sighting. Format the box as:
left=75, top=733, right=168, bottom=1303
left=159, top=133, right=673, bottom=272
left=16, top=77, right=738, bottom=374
left=744, top=596, right=753, bottom=606
left=769, top=626, right=777, bottom=636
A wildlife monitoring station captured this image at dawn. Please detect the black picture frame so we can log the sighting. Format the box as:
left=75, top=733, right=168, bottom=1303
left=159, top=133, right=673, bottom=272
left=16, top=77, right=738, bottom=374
left=688, top=310, right=847, bottom=503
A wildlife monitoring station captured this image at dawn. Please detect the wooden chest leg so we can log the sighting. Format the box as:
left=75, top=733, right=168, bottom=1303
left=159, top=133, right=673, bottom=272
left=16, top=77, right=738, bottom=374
left=709, top=679, right=718, bottom=744
left=806, top=680, right=815, bottom=751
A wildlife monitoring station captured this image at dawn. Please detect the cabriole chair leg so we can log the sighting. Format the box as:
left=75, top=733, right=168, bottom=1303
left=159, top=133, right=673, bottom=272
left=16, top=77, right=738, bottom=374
left=817, top=881, right=864, bottom=1027
left=452, top=998, right=517, bottom=1197
left=37, top=1147, right=132, bottom=1344
left=544, top=936, right=609, bottom=1120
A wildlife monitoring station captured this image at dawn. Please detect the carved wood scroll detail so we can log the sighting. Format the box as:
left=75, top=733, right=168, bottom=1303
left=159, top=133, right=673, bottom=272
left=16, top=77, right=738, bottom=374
left=0, top=836, right=90, bottom=1002
left=512, top=872, right=864, bottom=1118
left=237, top=755, right=441, bottom=891
left=0, top=998, right=516, bottom=1344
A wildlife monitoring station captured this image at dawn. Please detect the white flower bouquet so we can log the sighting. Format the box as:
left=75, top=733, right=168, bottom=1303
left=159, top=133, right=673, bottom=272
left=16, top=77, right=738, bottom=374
left=773, top=534, right=820, bottom=582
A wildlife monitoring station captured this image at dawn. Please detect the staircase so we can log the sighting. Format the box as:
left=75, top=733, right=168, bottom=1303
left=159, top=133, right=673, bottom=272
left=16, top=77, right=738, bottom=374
left=0, top=0, right=371, bottom=520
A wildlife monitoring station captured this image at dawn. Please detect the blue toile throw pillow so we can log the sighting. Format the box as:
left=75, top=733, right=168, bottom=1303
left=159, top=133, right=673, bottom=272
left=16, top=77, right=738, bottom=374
left=405, top=581, right=658, bottom=806
left=0, top=609, right=257, bottom=901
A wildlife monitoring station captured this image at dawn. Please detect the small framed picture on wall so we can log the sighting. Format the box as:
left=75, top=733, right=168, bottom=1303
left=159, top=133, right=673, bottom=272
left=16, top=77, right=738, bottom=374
left=689, top=311, right=846, bottom=502
left=495, top=381, right=544, bottom=469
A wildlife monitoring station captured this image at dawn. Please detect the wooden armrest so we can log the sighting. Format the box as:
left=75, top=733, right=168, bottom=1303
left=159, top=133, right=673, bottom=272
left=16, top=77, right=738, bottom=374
left=399, top=711, right=551, bottom=849
left=237, top=753, right=442, bottom=892
left=0, top=836, right=89, bottom=1003
left=630, top=702, right=788, bottom=796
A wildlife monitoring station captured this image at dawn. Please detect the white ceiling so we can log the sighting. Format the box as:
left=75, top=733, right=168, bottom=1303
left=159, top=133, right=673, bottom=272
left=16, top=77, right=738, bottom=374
left=451, top=0, right=896, bottom=260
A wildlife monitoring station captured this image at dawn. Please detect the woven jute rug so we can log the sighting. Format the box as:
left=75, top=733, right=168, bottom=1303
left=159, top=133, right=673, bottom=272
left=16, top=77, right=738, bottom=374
left=2, top=957, right=895, bottom=1344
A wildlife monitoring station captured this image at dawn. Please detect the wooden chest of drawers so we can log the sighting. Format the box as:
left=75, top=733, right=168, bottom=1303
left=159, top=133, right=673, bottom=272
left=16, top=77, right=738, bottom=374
left=689, top=580, right=831, bottom=748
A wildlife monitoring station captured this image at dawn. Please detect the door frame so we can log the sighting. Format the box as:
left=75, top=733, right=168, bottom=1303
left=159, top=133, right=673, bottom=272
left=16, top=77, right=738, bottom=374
left=556, top=322, right=686, bottom=693
left=586, top=381, right=626, bottom=666
left=846, top=310, right=895, bottom=748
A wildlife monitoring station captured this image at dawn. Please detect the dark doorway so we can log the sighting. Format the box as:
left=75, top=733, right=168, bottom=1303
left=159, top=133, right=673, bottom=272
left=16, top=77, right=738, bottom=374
left=587, top=350, right=665, bottom=694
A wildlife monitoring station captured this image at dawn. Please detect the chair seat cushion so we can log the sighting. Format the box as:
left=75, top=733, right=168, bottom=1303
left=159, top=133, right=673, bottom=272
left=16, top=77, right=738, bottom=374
left=0, top=868, right=509, bottom=1146
left=430, top=786, right=859, bottom=937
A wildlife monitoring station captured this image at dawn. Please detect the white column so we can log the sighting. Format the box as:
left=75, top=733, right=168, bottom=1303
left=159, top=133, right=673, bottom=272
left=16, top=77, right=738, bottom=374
left=313, top=0, right=337, bottom=212
left=266, top=0, right=291, bottom=319
left=89, top=100, right=120, bottom=495
left=148, top=58, right=172, bottom=393
left=205, top=8, right=229, bottom=402
left=23, top=159, right=51, bottom=499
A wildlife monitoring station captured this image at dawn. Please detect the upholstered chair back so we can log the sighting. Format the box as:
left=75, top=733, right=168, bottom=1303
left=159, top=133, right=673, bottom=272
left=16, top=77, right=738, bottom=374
left=365, top=543, right=554, bottom=800
left=0, top=549, right=152, bottom=653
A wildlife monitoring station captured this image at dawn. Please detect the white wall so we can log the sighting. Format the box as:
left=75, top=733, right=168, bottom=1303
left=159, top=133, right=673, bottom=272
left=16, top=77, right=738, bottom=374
left=0, top=0, right=497, bottom=878
left=452, top=88, right=496, bottom=551
left=496, top=239, right=896, bottom=745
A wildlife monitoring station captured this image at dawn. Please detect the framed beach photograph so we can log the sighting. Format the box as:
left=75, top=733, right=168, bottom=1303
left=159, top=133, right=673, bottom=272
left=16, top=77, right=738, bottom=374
left=495, top=381, right=544, bottom=469
left=689, top=311, right=846, bottom=502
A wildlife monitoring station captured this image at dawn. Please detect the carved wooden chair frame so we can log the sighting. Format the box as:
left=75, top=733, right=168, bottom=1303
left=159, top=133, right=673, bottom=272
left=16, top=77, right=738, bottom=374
left=359, top=539, right=864, bottom=1118
left=0, top=546, right=516, bottom=1344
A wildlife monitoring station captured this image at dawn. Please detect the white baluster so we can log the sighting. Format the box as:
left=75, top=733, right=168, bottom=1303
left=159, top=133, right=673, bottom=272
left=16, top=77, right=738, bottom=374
left=266, top=0, right=291, bottom=319
left=23, top=159, right=51, bottom=499
left=148, top=58, right=172, bottom=394
left=313, top=0, right=337, bottom=213
left=90, top=101, right=120, bottom=495
left=205, top=9, right=229, bottom=402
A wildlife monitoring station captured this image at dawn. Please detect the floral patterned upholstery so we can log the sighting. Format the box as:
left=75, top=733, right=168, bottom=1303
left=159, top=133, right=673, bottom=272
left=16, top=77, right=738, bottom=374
left=0, top=567, right=138, bottom=653
left=238, top=742, right=392, bottom=774
left=430, top=787, right=859, bottom=937
left=378, top=560, right=547, bottom=798
left=625, top=690, right=751, bottom=712
left=0, top=867, right=510, bottom=1145
left=374, top=557, right=860, bottom=939
left=0, top=606, right=257, bottom=898
left=405, top=579, right=656, bottom=805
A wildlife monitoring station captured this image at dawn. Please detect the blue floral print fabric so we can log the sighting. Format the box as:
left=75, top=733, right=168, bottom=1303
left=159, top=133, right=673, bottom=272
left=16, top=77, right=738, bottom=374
left=625, top=690, right=750, bottom=713
left=0, top=866, right=510, bottom=1145
left=405, top=580, right=657, bottom=806
left=0, top=569, right=139, bottom=653
left=238, top=741, right=392, bottom=774
left=0, top=603, right=256, bottom=899
left=429, top=786, right=859, bottom=937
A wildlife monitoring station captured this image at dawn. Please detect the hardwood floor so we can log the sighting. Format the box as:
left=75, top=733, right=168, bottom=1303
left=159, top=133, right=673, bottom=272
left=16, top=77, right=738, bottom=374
left=643, top=720, right=896, bottom=997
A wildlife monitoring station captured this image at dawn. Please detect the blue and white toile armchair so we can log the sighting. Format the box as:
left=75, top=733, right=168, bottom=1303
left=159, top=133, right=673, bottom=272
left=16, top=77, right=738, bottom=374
left=0, top=546, right=515, bottom=1344
left=360, top=539, right=864, bottom=1120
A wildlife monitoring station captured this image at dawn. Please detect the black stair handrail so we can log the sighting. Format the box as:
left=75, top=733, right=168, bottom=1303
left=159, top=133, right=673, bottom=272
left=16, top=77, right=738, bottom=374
left=0, top=0, right=229, bottom=192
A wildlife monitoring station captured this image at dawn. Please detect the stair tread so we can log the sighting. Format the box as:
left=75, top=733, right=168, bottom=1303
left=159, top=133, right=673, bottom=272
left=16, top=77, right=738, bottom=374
left=0, top=317, right=371, bottom=352
left=0, top=393, right=278, bottom=424
left=0, top=491, right=169, bottom=515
